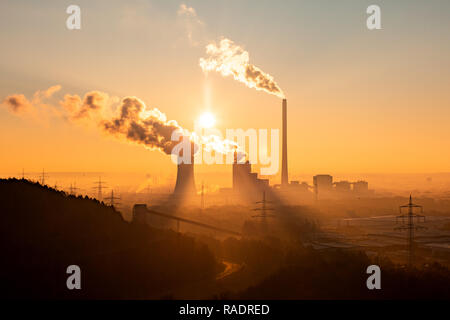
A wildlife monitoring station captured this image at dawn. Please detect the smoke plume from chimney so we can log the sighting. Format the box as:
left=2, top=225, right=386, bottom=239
left=199, top=38, right=285, bottom=99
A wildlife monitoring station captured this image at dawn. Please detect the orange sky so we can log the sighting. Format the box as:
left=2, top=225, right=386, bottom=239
left=1, top=1, right=450, bottom=186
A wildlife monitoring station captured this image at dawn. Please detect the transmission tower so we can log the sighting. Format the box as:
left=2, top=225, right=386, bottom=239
left=395, top=195, right=426, bottom=268
left=252, top=191, right=275, bottom=218
left=40, top=169, right=48, bottom=185
left=69, top=182, right=79, bottom=196
left=104, top=189, right=121, bottom=207
left=93, top=176, right=107, bottom=201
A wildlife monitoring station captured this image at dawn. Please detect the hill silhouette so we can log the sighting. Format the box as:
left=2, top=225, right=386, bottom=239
left=2, top=179, right=450, bottom=300
left=0, top=179, right=219, bottom=299
left=235, top=248, right=450, bottom=299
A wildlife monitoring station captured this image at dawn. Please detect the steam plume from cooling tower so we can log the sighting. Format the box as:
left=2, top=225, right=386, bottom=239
left=102, top=97, right=186, bottom=155
left=3, top=85, right=62, bottom=114
left=2, top=86, right=244, bottom=158
left=199, top=38, right=285, bottom=99
left=102, top=96, right=242, bottom=157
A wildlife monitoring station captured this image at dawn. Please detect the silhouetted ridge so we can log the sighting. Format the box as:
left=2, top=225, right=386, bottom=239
left=0, top=179, right=219, bottom=299
left=236, top=249, right=450, bottom=299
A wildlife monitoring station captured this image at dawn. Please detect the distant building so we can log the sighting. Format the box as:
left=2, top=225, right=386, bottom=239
left=353, top=180, right=369, bottom=194
left=335, top=180, right=351, bottom=192
left=313, top=175, right=333, bottom=190
left=313, top=175, right=333, bottom=199
left=233, top=151, right=270, bottom=196
left=287, top=181, right=311, bottom=193
left=313, top=175, right=332, bottom=190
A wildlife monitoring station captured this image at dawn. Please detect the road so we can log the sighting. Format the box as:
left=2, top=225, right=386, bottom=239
left=216, top=260, right=242, bottom=280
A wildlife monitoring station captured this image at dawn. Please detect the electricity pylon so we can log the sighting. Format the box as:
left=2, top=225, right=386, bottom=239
left=104, top=189, right=121, bottom=207
left=93, top=176, right=107, bottom=201
left=40, top=169, right=48, bottom=185
left=252, top=191, right=275, bottom=218
left=69, top=182, right=79, bottom=196
left=395, top=195, right=426, bottom=268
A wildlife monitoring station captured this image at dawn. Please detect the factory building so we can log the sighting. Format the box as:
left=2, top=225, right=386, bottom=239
left=232, top=151, right=270, bottom=195
left=335, top=180, right=352, bottom=192
left=313, top=174, right=333, bottom=199
left=288, top=181, right=311, bottom=193
left=313, top=175, right=333, bottom=191
left=353, top=180, right=369, bottom=194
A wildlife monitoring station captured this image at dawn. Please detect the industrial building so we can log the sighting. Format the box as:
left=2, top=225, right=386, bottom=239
left=312, top=174, right=370, bottom=199
left=173, top=149, right=196, bottom=195
left=353, top=180, right=369, bottom=194
left=232, top=151, right=270, bottom=195
left=230, top=98, right=287, bottom=198
left=313, top=175, right=334, bottom=197
left=335, top=181, right=352, bottom=192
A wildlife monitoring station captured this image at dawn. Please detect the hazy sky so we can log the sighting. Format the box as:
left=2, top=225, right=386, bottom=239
left=1, top=0, right=450, bottom=183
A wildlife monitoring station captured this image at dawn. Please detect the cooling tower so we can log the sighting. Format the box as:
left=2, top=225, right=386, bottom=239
left=281, top=98, right=289, bottom=186
left=173, top=152, right=196, bottom=195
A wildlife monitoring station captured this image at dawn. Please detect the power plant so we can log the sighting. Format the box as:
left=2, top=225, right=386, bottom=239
left=230, top=98, right=288, bottom=199
left=170, top=98, right=371, bottom=202
left=172, top=99, right=290, bottom=196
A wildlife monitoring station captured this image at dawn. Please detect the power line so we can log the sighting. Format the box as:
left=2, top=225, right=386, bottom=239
left=134, top=206, right=241, bottom=236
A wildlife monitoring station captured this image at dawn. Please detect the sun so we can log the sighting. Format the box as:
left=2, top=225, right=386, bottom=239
left=198, top=112, right=216, bottom=128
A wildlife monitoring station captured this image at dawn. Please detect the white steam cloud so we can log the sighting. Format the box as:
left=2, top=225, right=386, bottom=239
left=177, top=3, right=205, bottom=46
left=199, top=38, right=285, bottom=98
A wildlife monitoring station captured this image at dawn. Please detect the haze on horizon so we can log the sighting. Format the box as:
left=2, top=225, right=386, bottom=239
left=1, top=0, right=450, bottom=183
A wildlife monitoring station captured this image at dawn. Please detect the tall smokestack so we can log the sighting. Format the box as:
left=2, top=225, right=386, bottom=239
left=281, top=99, right=288, bottom=186
left=173, top=150, right=196, bottom=195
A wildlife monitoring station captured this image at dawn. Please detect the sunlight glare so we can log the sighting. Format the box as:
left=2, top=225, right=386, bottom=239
left=198, top=112, right=216, bottom=128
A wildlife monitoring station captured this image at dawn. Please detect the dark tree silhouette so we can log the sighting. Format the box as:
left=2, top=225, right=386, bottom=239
left=0, top=179, right=219, bottom=299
